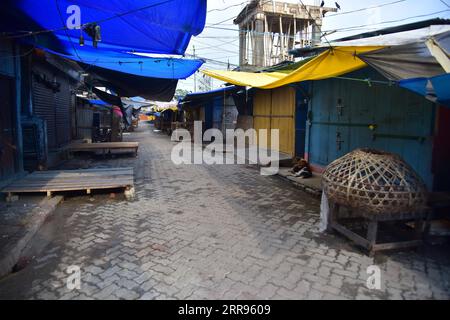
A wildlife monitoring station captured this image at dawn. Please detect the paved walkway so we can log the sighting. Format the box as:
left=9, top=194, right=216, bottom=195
left=0, top=196, right=63, bottom=278
left=0, top=123, right=449, bottom=300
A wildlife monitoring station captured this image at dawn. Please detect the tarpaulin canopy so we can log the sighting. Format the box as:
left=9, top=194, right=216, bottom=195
left=45, top=39, right=204, bottom=79
left=180, top=86, right=243, bottom=109
left=353, top=30, right=450, bottom=107
left=2, top=0, right=206, bottom=102
left=182, top=86, right=242, bottom=101
left=291, top=25, right=450, bottom=58
left=326, top=25, right=450, bottom=48
left=91, top=87, right=132, bottom=125
left=358, top=31, right=450, bottom=81
left=35, top=37, right=202, bottom=101
left=5, top=0, right=207, bottom=55
left=203, top=46, right=383, bottom=89
left=122, top=98, right=152, bottom=108
left=90, top=67, right=178, bottom=101
left=88, top=99, right=111, bottom=107
left=399, top=74, right=450, bottom=108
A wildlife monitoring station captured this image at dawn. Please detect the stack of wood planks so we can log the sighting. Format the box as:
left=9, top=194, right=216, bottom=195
left=2, top=168, right=135, bottom=199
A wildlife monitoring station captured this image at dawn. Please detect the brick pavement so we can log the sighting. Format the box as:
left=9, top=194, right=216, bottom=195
left=0, top=123, right=449, bottom=300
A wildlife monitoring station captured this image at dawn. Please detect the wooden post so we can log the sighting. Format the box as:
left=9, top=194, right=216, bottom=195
left=414, top=217, right=425, bottom=240
left=424, top=210, right=433, bottom=242
left=328, top=202, right=339, bottom=232
left=367, top=221, right=378, bottom=246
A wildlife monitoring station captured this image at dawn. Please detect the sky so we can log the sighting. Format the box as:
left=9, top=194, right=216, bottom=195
left=177, top=0, right=450, bottom=92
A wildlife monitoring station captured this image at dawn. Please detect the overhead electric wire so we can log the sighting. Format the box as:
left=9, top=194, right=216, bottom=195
left=204, top=9, right=450, bottom=40
left=322, top=9, right=450, bottom=34
left=188, top=1, right=450, bottom=69
left=206, top=0, right=274, bottom=27
left=207, top=1, right=249, bottom=13
left=185, top=53, right=238, bottom=67
left=190, top=37, right=280, bottom=64
left=206, top=16, right=237, bottom=27
left=325, top=0, right=408, bottom=18
left=189, top=2, right=450, bottom=72
left=191, top=38, right=239, bottom=51
left=0, top=42, right=36, bottom=59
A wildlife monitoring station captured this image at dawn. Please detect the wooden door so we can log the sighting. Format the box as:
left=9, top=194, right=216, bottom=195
left=253, top=87, right=295, bottom=156
left=271, top=87, right=295, bottom=156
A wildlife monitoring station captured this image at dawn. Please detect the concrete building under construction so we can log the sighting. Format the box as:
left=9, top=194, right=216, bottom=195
left=234, top=0, right=337, bottom=69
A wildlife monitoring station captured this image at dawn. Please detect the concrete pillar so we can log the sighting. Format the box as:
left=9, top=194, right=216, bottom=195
left=254, top=13, right=265, bottom=67
left=239, top=26, right=247, bottom=67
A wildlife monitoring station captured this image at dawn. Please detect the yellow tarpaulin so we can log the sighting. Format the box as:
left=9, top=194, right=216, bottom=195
left=202, top=46, right=385, bottom=89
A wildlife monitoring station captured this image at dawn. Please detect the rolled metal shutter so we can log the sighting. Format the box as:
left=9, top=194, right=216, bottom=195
left=32, top=65, right=56, bottom=149
left=54, top=76, right=71, bottom=147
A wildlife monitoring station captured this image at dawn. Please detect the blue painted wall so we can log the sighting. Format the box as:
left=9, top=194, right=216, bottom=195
left=204, top=96, right=230, bottom=131
left=294, top=83, right=310, bottom=158
left=204, top=100, right=214, bottom=130
left=305, top=68, right=436, bottom=190
left=212, top=96, right=223, bottom=130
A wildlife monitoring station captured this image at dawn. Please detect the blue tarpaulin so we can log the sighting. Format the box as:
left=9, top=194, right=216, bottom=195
left=7, top=0, right=207, bottom=55
left=45, top=39, right=204, bottom=79
left=178, top=86, right=243, bottom=108
left=183, top=86, right=242, bottom=100
left=400, top=74, right=450, bottom=108
left=88, top=99, right=111, bottom=107
left=2, top=0, right=206, bottom=101
left=180, top=86, right=243, bottom=109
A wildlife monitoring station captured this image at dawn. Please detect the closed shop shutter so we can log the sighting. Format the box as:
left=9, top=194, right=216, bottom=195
left=32, top=64, right=73, bottom=149
left=32, top=66, right=56, bottom=149
left=253, top=87, right=295, bottom=156
left=54, top=76, right=71, bottom=147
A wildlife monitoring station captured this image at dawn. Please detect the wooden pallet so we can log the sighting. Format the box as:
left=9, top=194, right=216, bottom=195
left=2, top=168, right=135, bottom=199
left=66, top=142, right=139, bottom=157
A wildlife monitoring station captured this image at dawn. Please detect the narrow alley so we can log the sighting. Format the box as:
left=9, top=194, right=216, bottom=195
left=0, top=123, right=449, bottom=300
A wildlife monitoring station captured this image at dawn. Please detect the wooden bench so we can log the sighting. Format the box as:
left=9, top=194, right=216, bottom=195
left=2, top=168, right=135, bottom=200
left=66, top=142, right=139, bottom=157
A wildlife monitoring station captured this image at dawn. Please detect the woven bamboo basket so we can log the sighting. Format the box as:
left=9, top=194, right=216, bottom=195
left=322, top=149, right=428, bottom=215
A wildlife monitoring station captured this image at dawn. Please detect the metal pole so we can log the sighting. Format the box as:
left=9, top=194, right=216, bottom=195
left=193, top=46, right=197, bottom=92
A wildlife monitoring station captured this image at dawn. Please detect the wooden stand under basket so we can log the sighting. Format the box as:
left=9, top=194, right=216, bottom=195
left=328, top=202, right=430, bottom=256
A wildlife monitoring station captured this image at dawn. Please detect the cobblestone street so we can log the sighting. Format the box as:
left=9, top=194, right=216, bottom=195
left=0, top=123, right=449, bottom=300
